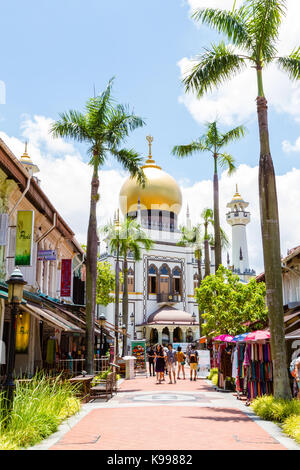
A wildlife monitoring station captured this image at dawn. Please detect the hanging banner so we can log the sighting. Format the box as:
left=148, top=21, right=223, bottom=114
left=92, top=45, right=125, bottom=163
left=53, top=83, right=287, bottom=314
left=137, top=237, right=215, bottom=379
left=15, top=211, right=34, bottom=266
left=131, top=340, right=146, bottom=369
left=15, top=312, right=30, bottom=354
left=61, top=259, right=72, bottom=297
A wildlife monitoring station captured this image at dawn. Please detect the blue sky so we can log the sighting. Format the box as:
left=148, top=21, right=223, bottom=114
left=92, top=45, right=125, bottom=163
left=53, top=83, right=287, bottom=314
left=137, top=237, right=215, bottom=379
left=1, top=0, right=299, bottom=181
left=1, top=0, right=300, bottom=273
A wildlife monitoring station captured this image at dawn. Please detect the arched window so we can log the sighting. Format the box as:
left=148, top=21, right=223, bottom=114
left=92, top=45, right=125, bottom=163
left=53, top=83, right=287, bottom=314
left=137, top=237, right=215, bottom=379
left=172, top=266, right=182, bottom=295
left=159, top=264, right=170, bottom=295
left=193, top=273, right=199, bottom=292
left=148, top=264, right=158, bottom=294
left=128, top=267, right=135, bottom=292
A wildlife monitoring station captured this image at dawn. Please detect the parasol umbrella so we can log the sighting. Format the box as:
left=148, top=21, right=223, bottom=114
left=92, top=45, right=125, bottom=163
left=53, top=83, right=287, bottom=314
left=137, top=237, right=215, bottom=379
left=231, top=332, right=250, bottom=342
left=213, top=334, right=234, bottom=342
left=245, top=330, right=270, bottom=342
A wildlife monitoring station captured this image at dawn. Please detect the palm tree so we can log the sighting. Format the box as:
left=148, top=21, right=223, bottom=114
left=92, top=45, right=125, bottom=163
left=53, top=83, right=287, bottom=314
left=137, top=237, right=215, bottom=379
left=104, top=217, right=153, bottom=355
left=172, top=121, right=244, bottom=271
left=51, top=79, right=145, bottom=374
left=182, top=0, right=298, bottom=399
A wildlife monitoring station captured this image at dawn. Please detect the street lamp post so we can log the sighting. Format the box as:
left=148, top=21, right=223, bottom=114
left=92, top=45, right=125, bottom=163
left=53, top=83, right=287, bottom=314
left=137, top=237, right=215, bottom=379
left=99, top=313, right=106, bottom=357
left=4, top=267, right=27, bottom=412
left=122, top=323, right=127, bottom=357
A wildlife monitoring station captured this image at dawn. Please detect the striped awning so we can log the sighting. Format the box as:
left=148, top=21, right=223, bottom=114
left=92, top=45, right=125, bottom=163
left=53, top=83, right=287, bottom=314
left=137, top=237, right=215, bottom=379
left=21, top=303, right=84, bottom=333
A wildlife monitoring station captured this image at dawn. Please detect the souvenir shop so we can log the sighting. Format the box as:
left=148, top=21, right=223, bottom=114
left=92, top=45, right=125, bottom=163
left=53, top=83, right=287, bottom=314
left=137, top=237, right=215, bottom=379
left=213, top=331, right=273, bottom=403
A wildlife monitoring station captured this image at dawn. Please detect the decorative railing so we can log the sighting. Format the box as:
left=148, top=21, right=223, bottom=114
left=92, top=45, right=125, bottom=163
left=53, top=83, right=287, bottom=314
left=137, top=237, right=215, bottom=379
left=156, top=293, right=181, bottom=303
left=43, top=357, right=109, bottom=376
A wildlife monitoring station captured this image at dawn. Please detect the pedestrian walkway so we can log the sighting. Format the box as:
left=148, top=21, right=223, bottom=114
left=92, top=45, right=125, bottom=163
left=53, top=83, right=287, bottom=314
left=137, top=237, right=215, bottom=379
left=37, top=369, right=300, bottom=451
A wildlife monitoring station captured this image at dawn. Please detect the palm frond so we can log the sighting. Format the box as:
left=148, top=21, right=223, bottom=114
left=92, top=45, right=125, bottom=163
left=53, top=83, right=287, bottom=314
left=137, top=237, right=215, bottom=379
left=183, top=42, right=246, bottom=97
left=277, top=48, right=300, bottom=81
left=192, top=7, right=252, bottom=50
left=172, top=140, right=209, bottom=158
left=244, top=0, right=286, bottom=61
left=111, top=148, right=146, bottom=187
left=218, top=152, right=236, bottom=175
left=220, top=125, right=247, bottom=146
left=50, top=110, right=90, bottom=142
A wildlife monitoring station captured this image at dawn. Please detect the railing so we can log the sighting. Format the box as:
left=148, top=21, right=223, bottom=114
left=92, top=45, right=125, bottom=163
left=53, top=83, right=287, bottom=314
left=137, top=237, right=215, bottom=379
left=43, top=357, right=110, bottom=377
left=157, top=293, right=181, bottom=303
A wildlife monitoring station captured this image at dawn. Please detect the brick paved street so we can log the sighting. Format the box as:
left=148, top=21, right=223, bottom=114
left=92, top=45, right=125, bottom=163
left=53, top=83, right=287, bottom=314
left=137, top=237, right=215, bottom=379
left=48, top=371, right=291, bottom=451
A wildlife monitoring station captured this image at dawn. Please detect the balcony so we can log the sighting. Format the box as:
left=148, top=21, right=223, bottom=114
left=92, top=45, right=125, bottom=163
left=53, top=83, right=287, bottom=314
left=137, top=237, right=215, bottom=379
left=157, top=293, right=181, bottom=303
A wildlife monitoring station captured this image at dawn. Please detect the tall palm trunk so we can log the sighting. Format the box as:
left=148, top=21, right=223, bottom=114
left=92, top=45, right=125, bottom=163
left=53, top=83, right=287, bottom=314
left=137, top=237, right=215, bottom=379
left=204, top=224, right=210, bottom=278
left=213, top=154, right=222, bottom=270
left=85, top=165, right=99, bottom=374
left=122, top=253, right=129, bottom=356
left=114, top=244, right=120, bottom=359
left=256, top=72, right=291, bottom=399
left=196, top=249, right=203, bottom=341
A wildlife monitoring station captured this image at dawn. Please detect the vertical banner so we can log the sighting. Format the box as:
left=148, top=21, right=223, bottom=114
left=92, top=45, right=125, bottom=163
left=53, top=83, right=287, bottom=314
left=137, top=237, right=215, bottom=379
left=15, top=312, right=30, bottom=354
left=15, top=210, right=34, bottom=266
left=61, top=259, right=72, bottom=297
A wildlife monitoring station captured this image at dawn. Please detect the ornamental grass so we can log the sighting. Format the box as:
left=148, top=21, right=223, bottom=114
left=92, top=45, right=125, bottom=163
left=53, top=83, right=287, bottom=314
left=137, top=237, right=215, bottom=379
left=0, top=373, right=80, bottom=450
left=282, top=415, right=300, bottom=444
left=251, top=395, right=300, bottom=423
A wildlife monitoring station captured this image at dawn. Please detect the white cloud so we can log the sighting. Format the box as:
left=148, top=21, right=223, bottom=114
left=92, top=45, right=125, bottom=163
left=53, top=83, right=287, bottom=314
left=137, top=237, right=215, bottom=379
left=180, top=0, right=300, bottom=126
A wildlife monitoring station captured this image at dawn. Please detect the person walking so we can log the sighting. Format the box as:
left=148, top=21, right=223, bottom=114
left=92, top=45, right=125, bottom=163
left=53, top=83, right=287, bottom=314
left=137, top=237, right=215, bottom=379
left=189, top=346, right=198, bottom=381
left=155, top=345, right=165, bottom=384
left=177, top=346, right=186, bottom=380
left=147, top=345, right=155, bottom=377
left=166, top=344, right=177, bottom=384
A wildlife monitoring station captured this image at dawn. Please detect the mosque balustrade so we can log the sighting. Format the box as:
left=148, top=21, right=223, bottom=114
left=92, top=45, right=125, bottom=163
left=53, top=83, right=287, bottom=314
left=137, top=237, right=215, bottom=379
left=156, top=292, right=181, bottom=303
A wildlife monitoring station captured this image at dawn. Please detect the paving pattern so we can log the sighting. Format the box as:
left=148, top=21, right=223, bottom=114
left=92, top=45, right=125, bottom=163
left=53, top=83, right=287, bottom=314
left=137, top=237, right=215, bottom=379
left=48, top=371, right=291, bottom=450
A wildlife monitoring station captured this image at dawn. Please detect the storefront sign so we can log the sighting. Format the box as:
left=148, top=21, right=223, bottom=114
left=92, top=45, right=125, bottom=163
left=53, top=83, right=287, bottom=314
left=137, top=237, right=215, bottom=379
left=15, top=211, right=34, bottom=266
left=37, top=250, right=57, bottom=261
left=131, top=340, right=146, bottom=369
left=15, top=312, right=30, bottom=354
left=61, top=259, right=72, bottom=297
left=197, top=350, right=211, bottom=378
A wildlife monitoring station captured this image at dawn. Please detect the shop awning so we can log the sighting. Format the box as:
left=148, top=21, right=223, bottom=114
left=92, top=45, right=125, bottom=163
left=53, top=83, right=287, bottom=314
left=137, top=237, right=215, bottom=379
left=21, top=303, right=84, bottom=333
left=285, top=328, right=300, bottom=339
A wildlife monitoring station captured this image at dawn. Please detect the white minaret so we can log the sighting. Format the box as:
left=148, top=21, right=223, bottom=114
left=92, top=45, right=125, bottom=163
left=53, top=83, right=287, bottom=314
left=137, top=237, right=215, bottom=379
left=226, top=185, right=251, bottom=276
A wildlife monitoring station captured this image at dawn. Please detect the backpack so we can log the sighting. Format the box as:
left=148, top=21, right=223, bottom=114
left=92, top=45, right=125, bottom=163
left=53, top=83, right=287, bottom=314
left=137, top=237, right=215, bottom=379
left=190, top=351, right=197, bottom=363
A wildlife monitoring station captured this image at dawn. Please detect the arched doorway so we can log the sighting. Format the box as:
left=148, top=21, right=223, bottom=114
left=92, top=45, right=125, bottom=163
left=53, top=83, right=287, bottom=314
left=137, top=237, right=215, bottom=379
left=162, top=327, right=170, bottom=345
left=150, top=328, right=158, bottom=345
left=186, top=328, right=194, bottom=343
left=173, top=327, right=183, bottom=343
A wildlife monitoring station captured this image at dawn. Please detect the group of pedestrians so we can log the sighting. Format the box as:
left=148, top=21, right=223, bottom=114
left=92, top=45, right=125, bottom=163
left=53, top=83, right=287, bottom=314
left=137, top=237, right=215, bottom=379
left=147, top=344, right=199, bottom=384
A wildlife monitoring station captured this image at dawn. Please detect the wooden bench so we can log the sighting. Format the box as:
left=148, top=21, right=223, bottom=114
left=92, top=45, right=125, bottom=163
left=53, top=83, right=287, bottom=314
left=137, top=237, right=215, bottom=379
left=88, top=372, right=114, bottom=402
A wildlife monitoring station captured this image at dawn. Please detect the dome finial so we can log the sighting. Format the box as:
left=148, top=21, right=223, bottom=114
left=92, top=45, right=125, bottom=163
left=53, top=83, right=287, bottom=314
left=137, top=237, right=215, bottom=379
left=146, top=135, right=154, bottom=158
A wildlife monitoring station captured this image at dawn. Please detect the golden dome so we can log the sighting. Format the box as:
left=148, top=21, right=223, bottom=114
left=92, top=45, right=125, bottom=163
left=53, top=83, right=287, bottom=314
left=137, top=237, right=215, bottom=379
left=119, top=136, right=182, bottom=215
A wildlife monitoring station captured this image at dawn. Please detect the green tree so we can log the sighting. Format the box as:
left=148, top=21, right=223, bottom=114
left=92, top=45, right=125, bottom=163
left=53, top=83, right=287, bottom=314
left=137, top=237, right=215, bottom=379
left=183, top=0, right=298, bottom=399
left=51, top=79, right=145, bottom=374
left=172, top=121, right=244, bottom=271
left=196, top=266, right=268, bottom=337
left=96, top=261, right=116, bottom=307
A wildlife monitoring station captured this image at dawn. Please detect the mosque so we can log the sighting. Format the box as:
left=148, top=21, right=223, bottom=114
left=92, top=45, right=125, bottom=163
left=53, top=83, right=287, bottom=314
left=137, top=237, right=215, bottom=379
left=100, top=136, right=256, bottom=347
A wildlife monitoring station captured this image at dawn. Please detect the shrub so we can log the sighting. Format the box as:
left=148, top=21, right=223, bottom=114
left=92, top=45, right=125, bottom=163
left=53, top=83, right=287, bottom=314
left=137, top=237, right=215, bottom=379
left=207, top=368, right=218, bottom=380
left=0, top=373, right=81, bottom=450
left=282, top=415, right=300, bottom=444
left=251, top=395, right=300, bottom=423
